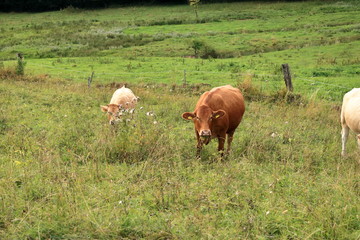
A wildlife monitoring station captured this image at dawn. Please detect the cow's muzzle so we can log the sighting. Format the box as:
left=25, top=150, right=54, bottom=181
left=200, top=129, right=211, bottom=137
left=200, top=130, right=211, bottom=145
left=109, top=118, right=121, bottom=125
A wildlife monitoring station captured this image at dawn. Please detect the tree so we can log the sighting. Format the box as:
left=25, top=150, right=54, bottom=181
left=188, top=0, right=200, bottom=22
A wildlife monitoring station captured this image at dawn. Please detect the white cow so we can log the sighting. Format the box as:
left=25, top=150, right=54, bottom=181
left=341, top=88, right=360, bottom=156
left=101, top=86, right=137, bottom=125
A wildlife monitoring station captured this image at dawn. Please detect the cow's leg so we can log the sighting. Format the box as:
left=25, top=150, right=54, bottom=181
left=217, top=133, right=226, bottom=157
left=341, top=125, right=349, bottom=156
left=195, top=130, right=203, bottom=158
left=226, top=131, right=235, bottom=154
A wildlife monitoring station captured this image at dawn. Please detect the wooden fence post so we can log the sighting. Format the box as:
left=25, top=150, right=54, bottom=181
left=17, top=53, right=24, bottom=61
left=281, top=64, right=293, bottom=92
left=183, top=69, right=187, bottom=86
left=88, top=71, right=94, bottom=88
left=15, top=53, right=26, bottom=76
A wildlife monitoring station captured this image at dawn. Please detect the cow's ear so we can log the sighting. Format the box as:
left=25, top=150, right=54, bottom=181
left=101, top=105, right=108, bottom=112
left=212, top=110, right=225, bottom=119
left=182, top=112, right=196, bottom=120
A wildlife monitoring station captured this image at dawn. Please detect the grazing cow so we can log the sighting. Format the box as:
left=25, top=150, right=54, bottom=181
left=182, top=85, right=245, bottom=157
left=101, top=86, right=137, bottom=125
left=341, top=88, right=360, bottom=156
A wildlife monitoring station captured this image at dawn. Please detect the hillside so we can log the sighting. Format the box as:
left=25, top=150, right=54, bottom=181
left=1, top=1, right=360, bottom=100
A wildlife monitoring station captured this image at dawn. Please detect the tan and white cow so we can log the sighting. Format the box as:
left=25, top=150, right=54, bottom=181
left=101, top=86, right=137, bottom=125
left=341, top=88, right=360, bottom=156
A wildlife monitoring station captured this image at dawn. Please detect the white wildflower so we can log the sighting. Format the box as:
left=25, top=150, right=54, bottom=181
left=146, top=111, right=154, bottom=116
left=270, top=132, right=278, bottom=138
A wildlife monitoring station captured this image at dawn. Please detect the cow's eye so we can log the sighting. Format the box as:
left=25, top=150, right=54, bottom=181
left=108, top=112, right=113, bottom=116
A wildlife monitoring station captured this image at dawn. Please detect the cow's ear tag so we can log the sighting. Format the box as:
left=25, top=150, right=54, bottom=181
left=187, top=116, right=193, bottom=120
left=214, top=115, right=220, bottom=119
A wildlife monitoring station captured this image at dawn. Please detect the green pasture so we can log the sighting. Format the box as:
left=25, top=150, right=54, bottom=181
left=1, top=0, right=359, bottom=101
left=4, top=39, right=360, bottom=100
left=0, top=0, right=360, bottom=239
left=1, top=0, right=360, bottom=60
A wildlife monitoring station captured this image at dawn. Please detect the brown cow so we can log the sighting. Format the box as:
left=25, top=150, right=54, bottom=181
left=182, top=85, right=245, bottom=157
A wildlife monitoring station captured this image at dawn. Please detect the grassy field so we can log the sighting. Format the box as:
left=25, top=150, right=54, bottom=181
left=0, top=72, right=359, bottom=239
left=0, top=1, right=360, bottom=239
left=1, top=0, right=360, bottom=100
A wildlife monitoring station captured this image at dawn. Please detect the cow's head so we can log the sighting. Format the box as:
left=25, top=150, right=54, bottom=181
left=101, top=104, right=124, bottom=125
left=182, top=105, right=225, bottom=144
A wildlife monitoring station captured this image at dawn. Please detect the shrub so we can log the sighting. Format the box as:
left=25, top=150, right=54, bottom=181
left=200, top=44, right=218, bottom=59
left=190, top=40, right=219, bottom=59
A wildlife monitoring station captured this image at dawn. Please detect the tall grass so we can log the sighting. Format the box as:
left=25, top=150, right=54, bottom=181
left=0, top=71, right=359, bottom=239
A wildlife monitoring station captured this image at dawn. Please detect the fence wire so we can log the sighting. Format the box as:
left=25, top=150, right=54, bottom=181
left=23, top=61, right=354, bottom=100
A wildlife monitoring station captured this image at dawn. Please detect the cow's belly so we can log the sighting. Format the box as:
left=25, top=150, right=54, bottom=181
left=226, top=116, right=243, bottom=133
left=344, top=98, right=360, bottom=133
left=345, top=115, right=360, bottom=134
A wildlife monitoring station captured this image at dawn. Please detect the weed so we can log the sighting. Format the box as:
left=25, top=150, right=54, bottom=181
left=237, top=74, right=265, bottom=101
left=272, top=88, right=304, bottom=105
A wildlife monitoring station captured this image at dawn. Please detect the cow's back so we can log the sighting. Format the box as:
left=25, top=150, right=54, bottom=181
left=196, top=85, right=245, bottom=131
left=110, top=87, right=137, bottom=108
left=342, top=88, right=360, bottom=133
